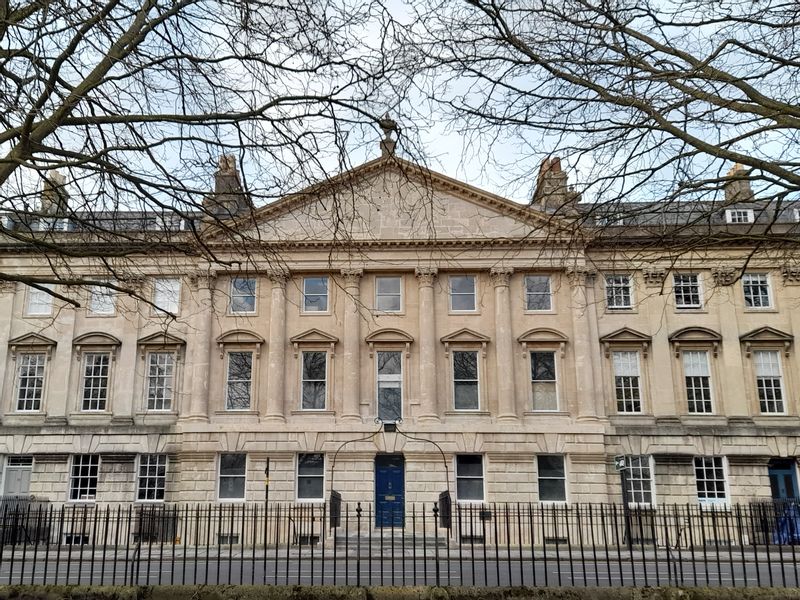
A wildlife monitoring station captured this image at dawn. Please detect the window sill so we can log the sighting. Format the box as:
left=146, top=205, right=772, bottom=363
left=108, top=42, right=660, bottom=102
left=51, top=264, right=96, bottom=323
left=679, top=415, right=728, bottom=427
left=227, top=311, right=259, bottom=318
left=300, top=311, right=331, bottom=316
left=523, top=410, right=570, bottom=417
left=448, top=311, right=480, bottom=316
left=214, top=410, right=259, bottom=416
left=290, top=410, right=336, bottom=416
left=22, top=313, right=53, bottom=319
left=444, top=410, right=490, bottom=416
left=605, top=307, right=637, bottom=314
left=742, top=308, right=777, bottom=313
left=3, top=413, right=47, bottom=426
left=674, top=308, right=706, bottom=314
left=68, top=413, right=113, bottom=425
left=134, top=412, right=178, bottom=426
left=372, top=310, right=406, bottom=317
left=86, top=312, right=117, bottom=318
left=523, top=310, right=556, bottom=315
left=752, top=415, right=800, bottom=427
left=608, top=414, right=656, bottom=427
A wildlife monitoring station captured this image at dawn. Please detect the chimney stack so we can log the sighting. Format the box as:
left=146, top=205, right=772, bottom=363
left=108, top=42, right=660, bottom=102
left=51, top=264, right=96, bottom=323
left=724, top=163, right=754, bottom=203
left=203, top=155, right=252, bottom=219
left=532, top=157, right=579, bottom=212
left=40, top=171, right=69, bottom=215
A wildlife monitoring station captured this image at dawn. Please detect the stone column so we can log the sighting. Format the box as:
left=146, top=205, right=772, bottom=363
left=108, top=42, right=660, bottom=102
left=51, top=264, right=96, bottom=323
left=187, top=274, right=214, bottom=421
left=341, top=268, right=363, bottom=422
left=0, top=282, right=16, bottom=413
left=491, top=267, right=517, bottom=420
left=568, top=267, right=600, bottom=420
left=264, top=271, right=288, bottom=421
left=415, top=267, right=439, bottom=421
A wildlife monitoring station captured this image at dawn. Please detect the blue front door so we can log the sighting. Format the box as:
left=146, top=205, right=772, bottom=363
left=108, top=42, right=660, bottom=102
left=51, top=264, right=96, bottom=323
left=375, top=454, right=404, bottom=527
left=769, top=459, right=799, bottom=500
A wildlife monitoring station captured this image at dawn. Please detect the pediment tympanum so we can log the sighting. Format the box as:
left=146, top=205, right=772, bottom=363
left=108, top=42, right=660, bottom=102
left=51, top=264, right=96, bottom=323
left=137, top=332, right=186, bottom=358
left=365, top=328, right=414, bottom=357
left=517, top=328, right=569, bottom=357
left=8, top=333, right=56, bottom=359
left=668, top=327, right=722, bottom=357
left=205, top=158, right=574, bottom=246
left=441, top=328, right=490, bottom=356
left=740, top=326, right=793, bottom=357
left=216, top=329, right=265, bottom=358
left=599, top=327, right=651, bottom=358
left=290, top=329, right=339, bottom=356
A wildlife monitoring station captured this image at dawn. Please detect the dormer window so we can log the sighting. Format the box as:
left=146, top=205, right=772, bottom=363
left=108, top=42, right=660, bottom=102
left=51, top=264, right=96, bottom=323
left=725, top=209, right=754, bottom=224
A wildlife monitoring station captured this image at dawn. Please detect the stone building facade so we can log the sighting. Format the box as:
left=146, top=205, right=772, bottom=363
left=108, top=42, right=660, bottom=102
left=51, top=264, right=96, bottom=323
left=0, top=152, right=799, bottom=511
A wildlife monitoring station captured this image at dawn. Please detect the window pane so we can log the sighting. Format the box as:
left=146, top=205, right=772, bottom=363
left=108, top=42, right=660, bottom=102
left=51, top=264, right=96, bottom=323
left=532, top=382, right=558, bottom=411
left=376, top=276, right=400, bottom=294
left=220, top=454, right=246, bottom=475
left=456, top=455, right=483, bottom=477
left=450, top=276, right=475, bottom=294
left=302, top=352, right=326, bottom=379
left=538, top=478, right=566, bottom=502
left=303, top=277, right=328, bottom=312
left=154, top=278, right=180, bottom=312
left=612, top=351, right=639, bottom=376
left=451, top=293, right=475, bottom=311
left=453, top=351, right=478, bottom=379
left=304, top=277, right=327, bottom=295
left=525, top=273, right=552, bottom=310
left=219, top=477, right=245, bottom=499
left=228, top=352, right=252, bottom=380
left=298, top=476, right=324, bottom=499
left=298, top=453, right=324, bottom=475
left=454, top=382, right=479, bottom=410
left=89, top=284, right=115, bottom=314
left=376, top=295, right=401, bottom=312
left=302, top=382, right=326, bottom=409
left=456, top=478, right=483, bottom=501
left=377, top=351, right=402, bottom=376
left=683, top=351, right=709, bottom=376
left=531, top=352, right=556, bottom=381
left=538, top=455, right=565, bottom=478
left=378, top=384, right=402, bottom=421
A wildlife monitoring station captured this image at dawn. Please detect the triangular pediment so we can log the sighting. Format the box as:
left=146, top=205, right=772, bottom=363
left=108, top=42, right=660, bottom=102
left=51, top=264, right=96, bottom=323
left=73, top=332, right=122, bottom=347
left=206, top=157, right=575, bottom=246
left=740, top=326, right=793, bottom=344
left=599, top=327, right=651, bottom=358
left=290, top=329, right=339, bottom=345
left=137, top=332, right=186, bottom=347
left=8, top=333, right=56, bottom=348
left=441, top=328, right=491, bottom=345
left=740, top=327, right=793, bottom=357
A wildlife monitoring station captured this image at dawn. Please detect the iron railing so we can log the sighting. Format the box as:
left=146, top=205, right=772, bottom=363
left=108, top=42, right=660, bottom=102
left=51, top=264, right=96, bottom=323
left=0, top=501, right=795, bottom=587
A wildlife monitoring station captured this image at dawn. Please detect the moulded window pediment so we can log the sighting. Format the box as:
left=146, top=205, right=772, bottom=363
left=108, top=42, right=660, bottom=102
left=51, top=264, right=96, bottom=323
left=441, top=328, right=490, bottom=356
left=668, top=327, right=722, bottom=357
left=137, top=332, right=186, bottom=359
left=365, top=328, right=414, bottom=357
left=8, top=332, right=56, bottom=359
left=73, top=332, right=122, bottom=361
left=290, top=328, right=339, bottom=357
left=73, top=332, right=122, bottom=347
left=517, top=328, right=568, bottom=357
left=599, top=327, right=651, bottom=358
left=216, top=329, right=265, bottom=358
left=740, top=326, right=793, bottom=357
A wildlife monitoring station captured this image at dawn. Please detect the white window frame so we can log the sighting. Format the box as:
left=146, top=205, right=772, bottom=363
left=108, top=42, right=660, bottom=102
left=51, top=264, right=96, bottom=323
left=694, top=456, right=729, bottom=507
left=673, top=273, right=702, bottom=309
left=449, top=275, right=477, bottom=312
left=68, top=454, right=99, bottom=502
left=612, top=350, right=642, bottom=414
left=225, top=350, right=253, bottom=411
left=794, top=208, right=800, bottom=223
left=725, top=209, right=754, bottom=224
left=753, top=349, right=785, bottom=415
left=145, top=351, right=176, bottom=412
left=153, top=278, right=181, bottom=314
left=376, top=350, right=403, bottom=422
left=537, top=454, right=568, bottom=504
left=625, top=455, right=656, bottom=507
left=16, top=352, right=46, bottom=412
left=300, top=350, right=328, bottom=410
left=25, top=284, right=54, bottom=316
left=524, top=275, right=552, bottom=312
left=296, top=453, right=325, bottom=503
left=454, top=454, right=485, bottom=503
left=682, top=350, right=714, bottom=414
left=530, top=350, right=559, bottom=412
left=605, top=274, right=633, bottom=310
left=742, top=273, right=772, bottom=309
left=217, top=453, right=247, bottom=502
left=88, top=282, right=116, bottom=315
left=136, top=454, right=167, bottom=502
left=375, top=276, right=403, bottom=313
left=229, top=277, right=257, bottom=315
left=81, top=351, right=111, bottom=412
left=302, top=276, right=329, bottom=313
left=452, top=349, right=481, bottom=411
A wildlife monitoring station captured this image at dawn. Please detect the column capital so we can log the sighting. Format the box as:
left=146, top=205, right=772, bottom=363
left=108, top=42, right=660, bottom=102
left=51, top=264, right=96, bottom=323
left=489, top=267, right=514, bottom=287
left=186, top=272, right=217, bottom=291
left=340, top=268, right=364, bottom=287
left=268, top=269, right=289, bottom=288
left=415, top=267, right=438, bottom=286
left=566, top=267, right=597, bottom=287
